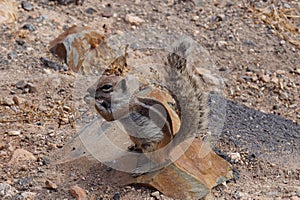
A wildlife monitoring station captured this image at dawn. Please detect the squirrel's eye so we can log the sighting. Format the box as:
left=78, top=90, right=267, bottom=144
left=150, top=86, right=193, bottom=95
left=100, top=84, right=113, bottom=93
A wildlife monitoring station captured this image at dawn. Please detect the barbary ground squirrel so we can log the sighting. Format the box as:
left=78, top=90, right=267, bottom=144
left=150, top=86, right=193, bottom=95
left=85, top=40, right=209, bottom=173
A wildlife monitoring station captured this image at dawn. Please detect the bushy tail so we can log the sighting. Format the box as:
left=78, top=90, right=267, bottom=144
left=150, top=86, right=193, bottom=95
left=165, top=39, right=209, bottom=147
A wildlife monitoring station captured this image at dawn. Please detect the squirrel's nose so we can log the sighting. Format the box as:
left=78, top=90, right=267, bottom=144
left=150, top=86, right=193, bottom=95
left=87, top=85, right=96, bottom=96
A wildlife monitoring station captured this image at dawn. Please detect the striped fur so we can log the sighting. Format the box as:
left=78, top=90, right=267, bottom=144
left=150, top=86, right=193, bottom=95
left=165, top=39, right=209, bottom=147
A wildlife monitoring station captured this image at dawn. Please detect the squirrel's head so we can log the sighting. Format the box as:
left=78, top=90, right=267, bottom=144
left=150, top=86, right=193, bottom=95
left=85, top=74, right=139, bottom=114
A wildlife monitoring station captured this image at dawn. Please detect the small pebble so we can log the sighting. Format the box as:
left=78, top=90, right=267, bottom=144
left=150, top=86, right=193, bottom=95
left=215, top=14, right=226, bottom=21
left=276, top=69, right=285, bottom=75
left=283, top=3, right=291, bottom=9
left=192, top=15, right=199, bottom=21
left=40, top=57, right=63, bottom=71
left=85, top=7, right=97, bottom=14
left=25, top=83, right=37, bottom=93
left=217, top=40, right=228, bottom=48
left=16, top=80, right=26, bottom=89
left=1, top=97, right=14, bottom=106
left=113, top=192, right=120, bottom=200
left=229, top=152, right=241, bottom=161
left=125, top=14, right=145, bottom=25
left=294, top=68, right=300, bottom=75
left=21, top=192, right=37, bottom=199
left=12, top=96, right=26, bottom=105
left=7, top=51, right=17, bottom=59
left=279, top=40, right=286, bottom=45
left=45, top=179, right=58, bottom=190
left=69, top=185, right=87, bottom=200
left=22, top=24, right=36, bottom=32
left=21, top=1, right=33, bottom=11
left=7, top=130, right=21, bottom=136
left=151, top=191, right=161, bottom=199
left=16, top=40, right=25, bottom=46
left=102, top=12, right=113, bottom=18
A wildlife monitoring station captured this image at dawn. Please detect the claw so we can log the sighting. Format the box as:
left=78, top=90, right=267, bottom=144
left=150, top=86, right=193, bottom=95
left=127, top=144, right=142, bottom=153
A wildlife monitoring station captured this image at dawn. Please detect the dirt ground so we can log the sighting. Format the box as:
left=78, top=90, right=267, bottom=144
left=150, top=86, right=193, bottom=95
left=0, top=0, right=299, bottom=199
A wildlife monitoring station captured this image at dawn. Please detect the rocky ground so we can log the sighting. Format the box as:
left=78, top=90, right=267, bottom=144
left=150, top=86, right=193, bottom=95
left=0, top=0, right=299, bottom=199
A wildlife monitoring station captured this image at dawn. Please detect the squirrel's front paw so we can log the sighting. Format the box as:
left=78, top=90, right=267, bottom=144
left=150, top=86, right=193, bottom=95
left=127, top=144, right=142, bottom=153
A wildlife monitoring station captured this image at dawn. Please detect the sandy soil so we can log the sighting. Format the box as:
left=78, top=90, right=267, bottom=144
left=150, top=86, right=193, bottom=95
left=0, top=0, right=299, bottom=199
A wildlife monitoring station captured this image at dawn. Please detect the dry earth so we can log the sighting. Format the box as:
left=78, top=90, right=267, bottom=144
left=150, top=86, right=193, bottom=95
left=0, top=0, right=299, bottom=199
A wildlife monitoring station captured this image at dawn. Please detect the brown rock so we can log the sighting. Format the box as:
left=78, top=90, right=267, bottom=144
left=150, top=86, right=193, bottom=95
left=9, top=149, right=36, bottom=165
left=45, top=179, right=58, bottom=190
left=69, top=185, right=87, bottom=200
left=110, top=138, right=233, bottom=199
left=49, top=25, right=106, bottom=73
left=0, top=0, right=18, bottom=24
left=61, top=118, right=232, bottom=199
